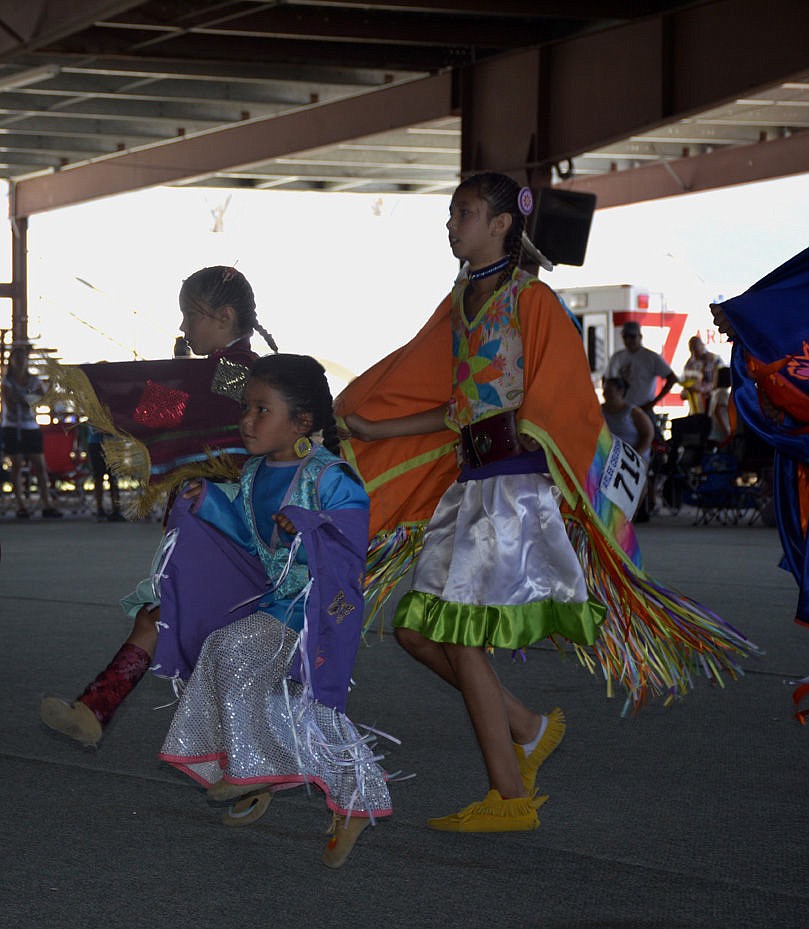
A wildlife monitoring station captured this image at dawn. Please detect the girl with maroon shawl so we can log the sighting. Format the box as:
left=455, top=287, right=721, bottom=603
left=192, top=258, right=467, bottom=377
left=40, top=266, right=277, bottom=747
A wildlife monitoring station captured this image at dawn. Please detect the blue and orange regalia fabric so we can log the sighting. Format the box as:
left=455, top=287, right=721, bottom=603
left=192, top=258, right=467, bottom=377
left=715, top=246, right=809, bottom=722
left=337, top=274, right=757, bottom=713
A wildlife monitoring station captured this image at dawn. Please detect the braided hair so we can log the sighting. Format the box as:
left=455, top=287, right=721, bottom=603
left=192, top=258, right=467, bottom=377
left=179, top=266, right=278, bottom=352
left=248, top=354, right=340, bottom=454
left=455, top=173, right=526, bottom=290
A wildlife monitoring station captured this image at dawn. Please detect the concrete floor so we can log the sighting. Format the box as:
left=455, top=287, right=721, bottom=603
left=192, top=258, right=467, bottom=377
left=1, top=504, right=807, bottom=929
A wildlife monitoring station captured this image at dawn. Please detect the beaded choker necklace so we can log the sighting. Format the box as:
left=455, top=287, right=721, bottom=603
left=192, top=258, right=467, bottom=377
left=467, top=256, right=510, bottom=282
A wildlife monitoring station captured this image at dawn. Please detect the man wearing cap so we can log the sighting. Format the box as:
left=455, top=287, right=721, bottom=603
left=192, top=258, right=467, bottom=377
left=607, top=321, right=678, bottom=416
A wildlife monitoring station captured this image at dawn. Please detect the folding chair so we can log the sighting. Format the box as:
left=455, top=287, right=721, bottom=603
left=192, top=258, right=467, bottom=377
left=689, top=451, right=742, bottom=525
left=41, top=423, right=91, bottom=509
left=659, top=414, right=711, bottom=512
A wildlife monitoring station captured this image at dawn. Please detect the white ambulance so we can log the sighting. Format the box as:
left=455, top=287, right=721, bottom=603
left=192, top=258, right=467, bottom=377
left=555, top=283, right=730, bottom=413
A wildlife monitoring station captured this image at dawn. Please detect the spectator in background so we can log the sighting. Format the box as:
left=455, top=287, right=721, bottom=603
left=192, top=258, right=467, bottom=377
left=681, top=335, right=723, bottom=414
left=84, top=425, right=125, bottom=521
left=601, top=375, right=655, bottom=522
left=601, top=376, right=654, bottom=462
left=707, top=366, right=733, bottom=447
left=173, top=335, right=192, bottom=357
left=607, top=321, right=678, bottom=419
left=1, top=344, right=62, bottom=519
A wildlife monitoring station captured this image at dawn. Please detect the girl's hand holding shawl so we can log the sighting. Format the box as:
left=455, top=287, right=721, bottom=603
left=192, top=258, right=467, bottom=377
left=273, top=513, right=298, bottom=535
left=182, top=480, right=204, bottom=501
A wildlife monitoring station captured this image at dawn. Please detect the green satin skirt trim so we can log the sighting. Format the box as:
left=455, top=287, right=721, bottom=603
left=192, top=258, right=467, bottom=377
left=393, top=591, right=605, bottom=649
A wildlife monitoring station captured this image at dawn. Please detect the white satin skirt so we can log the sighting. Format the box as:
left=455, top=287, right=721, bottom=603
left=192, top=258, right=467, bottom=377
left=412, top=472, right=588, bottom=607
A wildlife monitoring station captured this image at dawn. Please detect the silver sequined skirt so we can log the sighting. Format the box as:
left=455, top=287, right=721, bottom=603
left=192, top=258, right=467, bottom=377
left=159, top=611, right=393, bottom=818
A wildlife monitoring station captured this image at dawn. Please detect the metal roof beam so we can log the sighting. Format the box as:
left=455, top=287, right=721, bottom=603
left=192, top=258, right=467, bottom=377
left=0, top=91, right=285, bottom=124
left=43, top=25, right=468, bottom=73
left=0, top=109, right=219, bottom=135
left=0, top=1, right=144, bottom=56
left=557, top=128, right=809, bottom=207
left=281, top=0, right=630, bottom=16
left=541, top=0, right=809, bottom=164
left=12, top=70, right=455, bottom=217
left=46, top=56, right=405, bottom=87
left=97, top=5, right=561, bottom=48
left=461, top=0, right=809, bottom=184
left=0, top=125, right=159, bottom=145
left=9, top=76, right=327, bottom=107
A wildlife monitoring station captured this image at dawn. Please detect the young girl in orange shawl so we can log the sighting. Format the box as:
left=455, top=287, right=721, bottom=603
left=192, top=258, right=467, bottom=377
left=338, top=172, right=756, bottom=833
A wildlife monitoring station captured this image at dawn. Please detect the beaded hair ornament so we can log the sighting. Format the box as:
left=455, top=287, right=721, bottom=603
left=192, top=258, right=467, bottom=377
left=518, top=186, right=554, bottom=272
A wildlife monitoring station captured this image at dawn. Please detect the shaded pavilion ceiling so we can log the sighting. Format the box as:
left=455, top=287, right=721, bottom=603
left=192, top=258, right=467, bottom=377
left=0, top=1, right=807, bottom=214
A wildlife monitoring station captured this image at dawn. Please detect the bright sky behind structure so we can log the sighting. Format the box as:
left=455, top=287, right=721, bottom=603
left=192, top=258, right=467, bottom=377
left=4, top=171, right=809, bottom=394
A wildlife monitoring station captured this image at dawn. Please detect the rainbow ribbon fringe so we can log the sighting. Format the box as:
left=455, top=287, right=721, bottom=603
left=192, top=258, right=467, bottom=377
left=566, top=514, right=759, bottom=714
left=363, top=523, right=425, bottom=633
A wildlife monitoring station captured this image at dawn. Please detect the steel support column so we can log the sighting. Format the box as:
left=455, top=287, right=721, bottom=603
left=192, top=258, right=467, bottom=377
left=11, top=215, right=28, bottom=345
left=460, top=0, right=809, bottom=197
left=459, top=48, right=551, bottom=210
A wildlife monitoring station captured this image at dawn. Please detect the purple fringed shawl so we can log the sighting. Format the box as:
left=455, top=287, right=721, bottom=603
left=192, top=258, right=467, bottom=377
left=152, top=496, right=370, bottom=714
left=283, top=505, right=369, bottom=714
left=152, top=493, right=267, bottom=681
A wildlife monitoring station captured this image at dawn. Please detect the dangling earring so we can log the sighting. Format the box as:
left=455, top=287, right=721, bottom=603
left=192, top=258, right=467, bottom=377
left=294, top=435, right=313, bottom=458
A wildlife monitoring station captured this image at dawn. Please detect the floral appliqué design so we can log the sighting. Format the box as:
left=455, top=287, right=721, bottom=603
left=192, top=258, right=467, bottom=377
left=450, top=281, right=524, bottom=427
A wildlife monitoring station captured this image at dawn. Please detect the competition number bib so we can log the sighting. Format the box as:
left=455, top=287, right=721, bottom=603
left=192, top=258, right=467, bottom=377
left=600, top=438, right=647, bottom=520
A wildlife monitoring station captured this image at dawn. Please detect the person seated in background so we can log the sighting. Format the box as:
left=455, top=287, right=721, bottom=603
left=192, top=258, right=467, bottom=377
left=681, top=335, right=723, bottom=414
left=601, top=376, right=654, bottom=462
left=707, top=366, right=733, bottom=448
left=601, top=376, right=655, bottom=521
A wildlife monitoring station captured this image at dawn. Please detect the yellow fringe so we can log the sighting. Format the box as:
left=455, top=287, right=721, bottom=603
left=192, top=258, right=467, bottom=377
left=44, top=359, right=149, bottom=480
left=127, top=452, right=242, bottom=518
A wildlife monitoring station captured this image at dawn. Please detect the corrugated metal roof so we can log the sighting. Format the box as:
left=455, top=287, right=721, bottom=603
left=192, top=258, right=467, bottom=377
left=0, top=1, right=806, bottom=198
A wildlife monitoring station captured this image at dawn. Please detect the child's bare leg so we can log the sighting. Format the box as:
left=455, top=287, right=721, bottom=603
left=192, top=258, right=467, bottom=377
left=394, top=627, right=542, bottom=743
left=442, top=642, right=526, bottom=799
left=30, top=454, right=55, bottom=509
left=40, top=606, right=160, bottom=747
left=11, top=455, right=26, bottom=511
left=125, top=606, right=160, bottom=655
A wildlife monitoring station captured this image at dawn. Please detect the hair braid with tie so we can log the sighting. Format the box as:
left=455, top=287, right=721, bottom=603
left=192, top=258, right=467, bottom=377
left=179, top=266, right=278, bottom=352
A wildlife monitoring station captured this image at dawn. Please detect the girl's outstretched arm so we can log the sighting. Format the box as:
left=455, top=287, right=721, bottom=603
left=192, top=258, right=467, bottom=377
left=344, top=404, right=448, bottom=442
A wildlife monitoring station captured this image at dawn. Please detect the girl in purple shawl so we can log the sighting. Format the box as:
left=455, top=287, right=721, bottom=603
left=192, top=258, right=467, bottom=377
left=157, top=354, right=391, bottom=868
